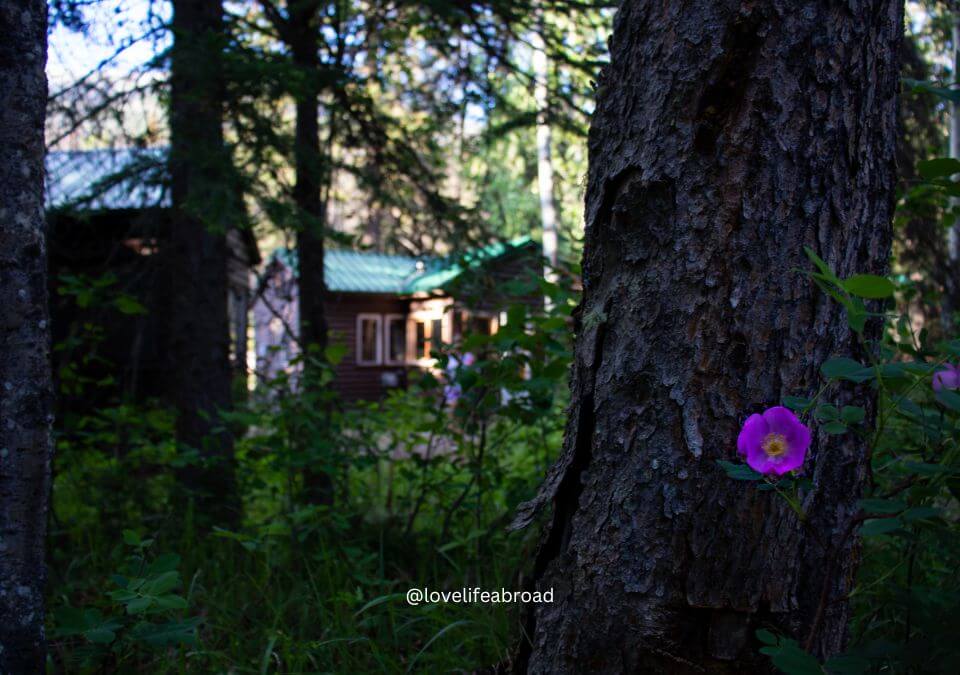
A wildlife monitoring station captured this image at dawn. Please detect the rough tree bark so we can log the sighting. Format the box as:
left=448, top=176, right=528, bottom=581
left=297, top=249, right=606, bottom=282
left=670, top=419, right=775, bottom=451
left=0, top=1, right=53, bottom=671
left=169, top=0, right=240, bottom=524
left=512, top=1, right=902, bottom=672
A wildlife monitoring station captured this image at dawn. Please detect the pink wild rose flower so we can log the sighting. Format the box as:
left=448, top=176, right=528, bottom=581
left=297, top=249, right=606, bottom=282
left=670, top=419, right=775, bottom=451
left=933, top=364, right=960, bottom=393
left=736, top=406, right=812, bottom=476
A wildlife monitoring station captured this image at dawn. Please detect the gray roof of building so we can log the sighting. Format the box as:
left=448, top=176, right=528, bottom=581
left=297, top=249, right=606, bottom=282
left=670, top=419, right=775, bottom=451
left=45, top=148, right=168, bottom=211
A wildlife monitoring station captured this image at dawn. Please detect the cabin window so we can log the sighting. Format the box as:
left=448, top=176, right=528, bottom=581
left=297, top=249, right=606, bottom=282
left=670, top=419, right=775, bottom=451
left=356, top=314, right=382, bottom=365
left=470, top=315, right=493, bottom=336
left=385, top=314, right=406, bottom=364
left=452, top=310, right=464, bottom=341
left=415, top=321, right=428, bottom=359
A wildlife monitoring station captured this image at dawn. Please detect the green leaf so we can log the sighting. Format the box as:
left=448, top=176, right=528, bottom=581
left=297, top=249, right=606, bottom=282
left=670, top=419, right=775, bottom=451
left=846, top=308, right=867, bottom=333
left=756, top=629, right=778, bottom=645
left=154, top=594, right=189, bottom=611
left=53, top=606, right=88, bottom=635
left=324, top=342, right=348, bottom=366
left=717, top=460, right=762, bottom=481
left=842, top=274, right=895, bottom=299
left=130, top=618, right=201, bottom=647
left=840, top=406, right=865, bottom=424
left=783, top=396, right=812, bottom=412
left=820, top=358, right=872, bottom=383
left=904, top=79, right=960, bottom=103
left=814, top=405, right=839, bottom=421
left=126, top=597, right=153, bottom=614
left=122, top=529, right=141, bottom=546
left=935, top=389, right=960, bottom=412
left=114, top=295, right=148, bottom=315
left=860, top=518, right=901, bottom=537
left=84, top=628, right=118, bottom=644
left=354, top=593, right=406, bottom=617
left=900, top=506, right=940, bottom=522
left=917, top=157, right=960, bottom=179
left=823, top=653, right=871, bottom=675
left=145, top=571, right=179, bottom=596
left=761, top=639, right=824, bottom=675
left=822, top=421, right=848, bottom=435
left=804, top=247, right=841, bottom=285
left=857, top=498, right=906, bottom=514
left=945, top=339, right=960, bottom=358
left=146, top=553, right=181, bottom=576
left=406, top=620, right=473, bottom=674
left=903, top=461, right=955, bottom=476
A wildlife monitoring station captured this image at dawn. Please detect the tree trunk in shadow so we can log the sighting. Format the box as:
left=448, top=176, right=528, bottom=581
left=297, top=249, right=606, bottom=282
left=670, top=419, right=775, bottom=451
left=289, top=4, right=333, bottom=505
left=0, top=1, right=54, bottom=670
left=169, top=0, right=240, bottom=526
left=512, top=1, right=902, bottom=672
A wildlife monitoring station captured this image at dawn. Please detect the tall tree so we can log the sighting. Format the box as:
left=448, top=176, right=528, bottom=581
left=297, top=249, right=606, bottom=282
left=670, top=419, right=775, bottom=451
left=0, top=1, right=53, bottom=671
left=946, top=9, right=960, bottom=324
left=169, top=0, right=240, bottom=524
left=511, top=1, right=902, bottom=671
left=258, top=0, right=329, bottom=366
left=258, top=0, right=335, bottom=502
left=531, top=23, right=559, bottom=278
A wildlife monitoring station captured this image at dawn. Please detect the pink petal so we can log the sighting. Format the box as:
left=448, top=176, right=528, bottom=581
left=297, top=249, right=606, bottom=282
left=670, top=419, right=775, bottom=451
left=737, top=414, right=768, bottom=457
left=763, top=406, right=811, bottom=456
left=745, top=444, right=777, bottom=474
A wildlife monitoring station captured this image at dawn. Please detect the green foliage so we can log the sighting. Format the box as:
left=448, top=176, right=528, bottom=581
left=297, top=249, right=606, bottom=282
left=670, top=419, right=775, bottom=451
left=48, top=267, right=576, bottom=671
left=725, top=230, right=960, bottom=673
left=51, top=533, right=198, bottom=668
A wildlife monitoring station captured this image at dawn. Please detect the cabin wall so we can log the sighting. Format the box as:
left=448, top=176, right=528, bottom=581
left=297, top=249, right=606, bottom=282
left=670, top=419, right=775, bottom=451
left=325, top=292, right=411, bottom=401
left=49, top=210, right=254, bottom=410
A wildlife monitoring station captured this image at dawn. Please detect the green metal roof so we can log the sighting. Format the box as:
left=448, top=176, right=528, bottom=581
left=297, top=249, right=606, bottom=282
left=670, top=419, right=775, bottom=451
left=273, top=237, right=534, bottom=295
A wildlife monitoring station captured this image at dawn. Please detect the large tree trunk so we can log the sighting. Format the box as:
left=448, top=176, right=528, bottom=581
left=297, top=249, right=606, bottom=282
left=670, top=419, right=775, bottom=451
left=169, top=0, right=240, bottom=525
left=0, top=1, right=53, bottom=671
left=512, top=1, right=901, bottom=672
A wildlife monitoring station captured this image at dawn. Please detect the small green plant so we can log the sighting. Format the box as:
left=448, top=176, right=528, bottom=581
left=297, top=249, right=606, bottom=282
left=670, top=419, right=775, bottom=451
left=51, top=530, right=199, bottom=669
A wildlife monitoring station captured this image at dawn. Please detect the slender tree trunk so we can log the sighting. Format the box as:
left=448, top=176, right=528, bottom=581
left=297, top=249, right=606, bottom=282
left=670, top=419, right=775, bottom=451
left=512, top=2, right=901, bottom=672
left=291, top=20, right=327, bottom=362
left=531, top=25, right=559, bottom=280
left=945, top=14, right=960, bottom=327
left=0, top=1, right=53, bottom=670
left=169, top=0, right=240, bottom=525
left=289, top=4, right=334, bottom=503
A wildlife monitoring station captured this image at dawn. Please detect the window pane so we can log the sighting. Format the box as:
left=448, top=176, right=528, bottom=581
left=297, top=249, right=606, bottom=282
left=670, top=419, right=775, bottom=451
left=471, top=316, right=492, bottom=336
left=360, top=318, right=379, bottom=362
left=416, top=321, right=427, bottom=359
left=452, top=310, right=463, bottom=339
left=431, top=319, right=443, bottom=349
left=388, top=317, right=405, bottom=362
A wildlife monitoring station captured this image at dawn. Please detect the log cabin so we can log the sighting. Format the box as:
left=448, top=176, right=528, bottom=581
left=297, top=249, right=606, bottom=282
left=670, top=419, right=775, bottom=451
left=253, top=237, right=541, bottom=401
left=45, top=148, right=259, bottom=407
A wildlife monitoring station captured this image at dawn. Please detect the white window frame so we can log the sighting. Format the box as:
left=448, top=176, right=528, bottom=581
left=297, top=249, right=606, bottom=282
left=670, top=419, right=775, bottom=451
left=356, top=314, right=383, bottom=366
left=383, top=313, right=406, bottom=365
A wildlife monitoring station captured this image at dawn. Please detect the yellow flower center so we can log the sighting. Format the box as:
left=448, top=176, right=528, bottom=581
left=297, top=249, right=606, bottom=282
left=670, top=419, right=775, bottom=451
left=762, top=433, right=788, bottom=458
